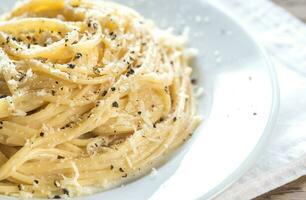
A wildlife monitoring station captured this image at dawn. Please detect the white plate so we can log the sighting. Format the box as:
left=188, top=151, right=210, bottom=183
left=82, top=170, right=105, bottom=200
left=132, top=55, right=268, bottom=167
left=1, top=0, right=279, bottom=199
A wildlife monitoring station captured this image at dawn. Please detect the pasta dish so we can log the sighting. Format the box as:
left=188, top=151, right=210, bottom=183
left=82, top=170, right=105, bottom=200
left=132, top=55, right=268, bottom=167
left=0, top=0, right=200, bottom=198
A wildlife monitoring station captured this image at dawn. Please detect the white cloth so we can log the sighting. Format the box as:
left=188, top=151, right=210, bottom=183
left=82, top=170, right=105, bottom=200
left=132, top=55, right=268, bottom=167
left=212, top=0, right=306, bottom=199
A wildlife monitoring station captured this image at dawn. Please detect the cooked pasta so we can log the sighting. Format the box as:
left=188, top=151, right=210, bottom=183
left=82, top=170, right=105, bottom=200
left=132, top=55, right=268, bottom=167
left=0, top=0, right=200, bottom=198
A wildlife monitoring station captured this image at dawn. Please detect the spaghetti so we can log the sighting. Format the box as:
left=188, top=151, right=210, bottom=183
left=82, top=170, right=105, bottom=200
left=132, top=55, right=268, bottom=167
left=0, top=0, right=200, bottom=198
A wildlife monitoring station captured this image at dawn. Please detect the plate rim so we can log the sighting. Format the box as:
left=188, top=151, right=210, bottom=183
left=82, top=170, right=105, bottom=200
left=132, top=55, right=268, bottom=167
left=200, top=2, right=280, bottom=199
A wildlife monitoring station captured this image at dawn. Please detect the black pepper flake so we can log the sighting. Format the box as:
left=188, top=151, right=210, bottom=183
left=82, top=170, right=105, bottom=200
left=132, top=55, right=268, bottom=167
left=55, top=81, right=59, bottom=84
left=74, top=53, right=82, bottom=60
left=67, top=63, right=75, bottom=69
left=122, top=174, right=128, bottom=178
left=0, top=95, right=8, bottom=99
left=126, top=68, right=135, bottom=77
left=34, top=180, right=39, bottom=184
left=101, top=90, right=107, bottom=96
left=110, top=165, right=114, bottom=170
left=173, top=117, right=177, bottom=122
left=62, top=188, right=69, bottom=196
left=6, top=36, right=10, bottom=43
left=153, top=124, right=156, bottom=128
left=253, top=112, right=257, bottom=116
left=112, top=101, right=119, bottom=108
left=15, top=48, right=19, bottom=51
left=57, top=155, right=65, bottom=159
left=191, top=79, right=197, bottom=85
left=58, top=31, right=62, bottom=35
left=119, top=167, right=124, bottom=172
left=40, top=132, right=44, bottom=137
left=87, top=22, right=91, bottom=28
left=93, top=23, right=98, bottom=29
left=137, top=111, right=142, bottom=115
left=12, top=37, right=16, bottom=41
left=170, top=61, right=174, bottom=65
left=111, top=87, right=116, bottom=91
left=111, top=34, right=117, bottom=40
left=18, top=73, right=26, bottom=82
left=0, top=121, right=3, bottom=124
left=51, top=90, right=56, bottom=96
left=53, top=195, right=61, bottom=199
left=27, top=44, right=31, bottom=49
left=17, top=184, right=22, bottom=191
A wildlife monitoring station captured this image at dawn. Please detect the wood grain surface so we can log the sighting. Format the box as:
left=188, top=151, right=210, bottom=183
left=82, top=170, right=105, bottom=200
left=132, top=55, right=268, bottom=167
left=254, top=0, right=306, bottom=199
left=273, top=0, right=306, bottom=22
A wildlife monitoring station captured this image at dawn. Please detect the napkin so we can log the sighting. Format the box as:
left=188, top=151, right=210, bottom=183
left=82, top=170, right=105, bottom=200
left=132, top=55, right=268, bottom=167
left=212, top=0, right=306, bottom=199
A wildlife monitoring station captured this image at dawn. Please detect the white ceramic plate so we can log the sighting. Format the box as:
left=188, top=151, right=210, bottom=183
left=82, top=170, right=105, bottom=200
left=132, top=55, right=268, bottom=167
left=1, top=0, right=279, bottom=199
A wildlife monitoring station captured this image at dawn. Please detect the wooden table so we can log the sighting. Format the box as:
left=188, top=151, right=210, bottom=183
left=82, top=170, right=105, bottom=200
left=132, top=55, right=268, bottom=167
left=255, top=0, right=306, bottom=199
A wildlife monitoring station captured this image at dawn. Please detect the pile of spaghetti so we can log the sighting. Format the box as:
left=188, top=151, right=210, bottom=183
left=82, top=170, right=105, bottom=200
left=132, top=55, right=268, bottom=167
left=0, top=0, right=200, bottom=198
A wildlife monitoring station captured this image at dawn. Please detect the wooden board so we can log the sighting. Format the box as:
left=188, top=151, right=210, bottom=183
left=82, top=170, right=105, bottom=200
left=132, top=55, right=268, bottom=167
left=273, top=0, right=306, bottom=22
left=255, top=0, right=306, bottom=199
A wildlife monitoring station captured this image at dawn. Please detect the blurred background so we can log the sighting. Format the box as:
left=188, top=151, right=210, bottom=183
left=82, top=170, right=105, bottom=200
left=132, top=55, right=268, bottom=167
left=257, top=1, right=306, bottom=199
left=273, top=0, right=306, bottom=22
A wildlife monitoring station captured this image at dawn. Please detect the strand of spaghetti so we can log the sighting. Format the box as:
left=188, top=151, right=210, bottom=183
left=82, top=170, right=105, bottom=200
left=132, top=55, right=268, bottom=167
left=0, top=0, right=199, bottom=197
left=0, top=18, right=73, bottom=33
left=28, top=60, right=112, bottom=84
left=5, top=0, right=65, bottom=19
left=0, top=146, right=31, bottom=180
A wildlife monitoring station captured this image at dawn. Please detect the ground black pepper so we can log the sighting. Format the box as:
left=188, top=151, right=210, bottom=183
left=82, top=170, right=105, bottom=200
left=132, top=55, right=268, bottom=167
left=57, top=155, right=65, bottom=159
left=101, top=90, right=107, bottom=96
left=74, top=53, right=82, bottom=60
left=62, top=188, right=69, bottom=196
left=191, top=79, right=197, bottom=85
left=0, top=95, right=8, bottom=99
left=67, top=63, right=75, bottom=69
left=112, top=101, right=119, bottom=108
